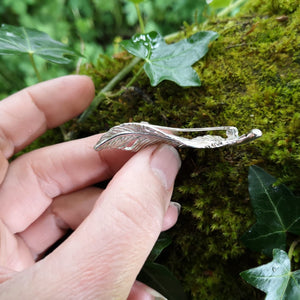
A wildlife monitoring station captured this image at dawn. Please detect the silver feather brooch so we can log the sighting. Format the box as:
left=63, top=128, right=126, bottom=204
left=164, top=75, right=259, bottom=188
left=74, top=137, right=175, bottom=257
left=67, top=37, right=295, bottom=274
left=94, top=122, right=262, bottom=152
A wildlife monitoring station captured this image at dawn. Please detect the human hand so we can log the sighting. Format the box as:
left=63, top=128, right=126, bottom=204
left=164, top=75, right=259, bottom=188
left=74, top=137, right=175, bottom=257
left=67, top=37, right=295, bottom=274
left=0, top=76, right=181, bottom=299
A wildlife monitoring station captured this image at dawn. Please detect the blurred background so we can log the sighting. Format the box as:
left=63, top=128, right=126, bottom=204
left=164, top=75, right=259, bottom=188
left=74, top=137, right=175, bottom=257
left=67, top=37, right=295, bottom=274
left=0, top=0, right=213, bottom=99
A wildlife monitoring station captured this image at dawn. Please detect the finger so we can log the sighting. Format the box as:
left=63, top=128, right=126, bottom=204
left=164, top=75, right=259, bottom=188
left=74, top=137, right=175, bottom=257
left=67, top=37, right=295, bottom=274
left=128, top=281, right=167, bottom=300
left=18, top=187, right=102, bottom=257
left=0, top=266, right=17, bottom=284
left=1, top=145, right=181, bottom=299
left=0, top=151, right=8, bottom=183
left=51, top=187, right=102, bottom=231
left=19, top=191, right=179, bottom=258
left=0, top=219, right=34, bottom=271
left=0, top=135, right=134, bottom=234
left=128, top=281, right=153, bottom=300
left=0, top=75, right=94, bottom=158
left=162, top=202, right=181, bottom=231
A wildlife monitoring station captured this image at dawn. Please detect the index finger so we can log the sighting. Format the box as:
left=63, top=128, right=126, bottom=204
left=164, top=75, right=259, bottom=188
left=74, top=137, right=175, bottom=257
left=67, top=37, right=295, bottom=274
left=0, top=75, right=95, bottom=158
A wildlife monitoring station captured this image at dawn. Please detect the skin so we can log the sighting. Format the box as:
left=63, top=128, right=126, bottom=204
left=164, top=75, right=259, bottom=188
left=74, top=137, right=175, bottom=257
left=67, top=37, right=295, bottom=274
left=0, top=75, right=181, bottom=299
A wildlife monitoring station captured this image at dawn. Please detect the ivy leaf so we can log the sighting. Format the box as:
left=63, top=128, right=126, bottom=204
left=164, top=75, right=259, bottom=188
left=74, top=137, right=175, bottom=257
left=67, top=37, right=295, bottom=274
left=138, top=262, right=187, bottom=300
left=241, top=166, right=300, bottom=256
left=147, top=233, right=172, bottom=262
left=121, top=30, right=219, bottom=86
left=240, top=249, right=300, bottom=300
left=138, top=233, right=185, bottom=299
left=0, top=24, right=79, bottom=64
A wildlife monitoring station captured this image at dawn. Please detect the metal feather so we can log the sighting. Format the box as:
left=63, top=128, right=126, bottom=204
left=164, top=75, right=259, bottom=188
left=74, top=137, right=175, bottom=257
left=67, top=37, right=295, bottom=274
left=94, top=122, right=262, bottom=152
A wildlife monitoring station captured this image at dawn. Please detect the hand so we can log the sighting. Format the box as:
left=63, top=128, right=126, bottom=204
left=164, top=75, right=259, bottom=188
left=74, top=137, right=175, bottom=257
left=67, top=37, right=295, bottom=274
left=0, top=76, right=181, bottom=299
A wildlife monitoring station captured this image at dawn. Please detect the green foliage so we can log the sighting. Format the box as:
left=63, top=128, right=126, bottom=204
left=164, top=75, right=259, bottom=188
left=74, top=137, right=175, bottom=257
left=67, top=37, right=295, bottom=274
left=206, top=0, right=249, bottom=17
left=0, top=24, right=79, bottom=64
left=123, top=0, right=208, bottom=33
left=0, top=0, right=209, bottom=99
left=137, top=262, right=188, bottom=300
left=242, top=0, right=299, bottom=14
left=241, top=166, right=300, bottom=256
left=128, top=0, right=145, bottom=3
left=136, top=233, right=187, bottom=299
left=240, top=166, right=300, bottom=299
left=121, top=31, right=219, bottom=86
left=0, top=23, right=80, bottom=86
left=147, top=233, right=172, bottom=262
left=0, top=0, right=248, bottom=99
left=271, top=0, right=299, bottom=13
left=208, top=0, right=232, bottom=9
left=241, top=249, right=300, bottom=300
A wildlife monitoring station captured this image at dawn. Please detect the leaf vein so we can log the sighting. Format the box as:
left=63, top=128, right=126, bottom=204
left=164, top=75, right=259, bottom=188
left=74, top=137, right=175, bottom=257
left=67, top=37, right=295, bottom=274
left=22, top=27, right=32, bottom=53
left=244, top=230, right=285, bottom=241
left=0, top=37, right=27, bottom=52
left=253, top=168, right=286, bottom=229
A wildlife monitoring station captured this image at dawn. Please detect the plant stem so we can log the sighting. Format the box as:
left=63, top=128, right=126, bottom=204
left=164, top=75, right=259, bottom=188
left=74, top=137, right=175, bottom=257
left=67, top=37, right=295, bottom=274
left=108, top=65, right=145, bottom=98
left=77, top=56, right=141, bottom=123
left=135, top=3, right=145, bottom=33
left=125, top=64, right=144, bottom=88
left=288, top=239, right=300, bottom=261
left=28, top=52, right=42, bottom=82
left=217, top=0, right=247, bottom=17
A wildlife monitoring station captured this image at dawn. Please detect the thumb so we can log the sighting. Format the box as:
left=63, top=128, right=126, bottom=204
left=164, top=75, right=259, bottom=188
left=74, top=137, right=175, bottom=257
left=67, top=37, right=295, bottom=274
left=1, top=145, right=181, bottom=299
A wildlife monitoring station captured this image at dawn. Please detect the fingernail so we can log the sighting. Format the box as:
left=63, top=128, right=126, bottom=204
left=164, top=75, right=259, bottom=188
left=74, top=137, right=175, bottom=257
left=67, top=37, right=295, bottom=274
left=146, top=286, right=168, bottom=300
left=170, top=201, right=181, bottom=215
left=150, top=145, right=181, bottom=190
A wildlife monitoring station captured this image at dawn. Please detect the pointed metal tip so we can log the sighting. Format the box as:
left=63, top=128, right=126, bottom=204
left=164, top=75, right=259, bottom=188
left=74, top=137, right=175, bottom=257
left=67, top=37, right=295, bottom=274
left=252, top=129, right=263, bottom=137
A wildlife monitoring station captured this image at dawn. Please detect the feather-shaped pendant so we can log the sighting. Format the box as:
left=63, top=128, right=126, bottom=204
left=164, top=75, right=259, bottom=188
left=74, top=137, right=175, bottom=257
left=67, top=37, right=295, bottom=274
left=94, top=122, right=262, bottom=152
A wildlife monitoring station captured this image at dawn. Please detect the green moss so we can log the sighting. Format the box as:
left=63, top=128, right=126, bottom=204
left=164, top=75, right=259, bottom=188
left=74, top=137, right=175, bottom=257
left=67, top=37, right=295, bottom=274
left=69, top=3, right=300, bottom=299
left=242, top=0, right=299, bottom=14
left=271, top=0, right=299, bottom=13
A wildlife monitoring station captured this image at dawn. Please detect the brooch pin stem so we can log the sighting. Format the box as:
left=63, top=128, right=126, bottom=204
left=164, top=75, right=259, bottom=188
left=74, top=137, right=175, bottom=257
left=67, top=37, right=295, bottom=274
left=94, top=122, right=262, bottom=152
